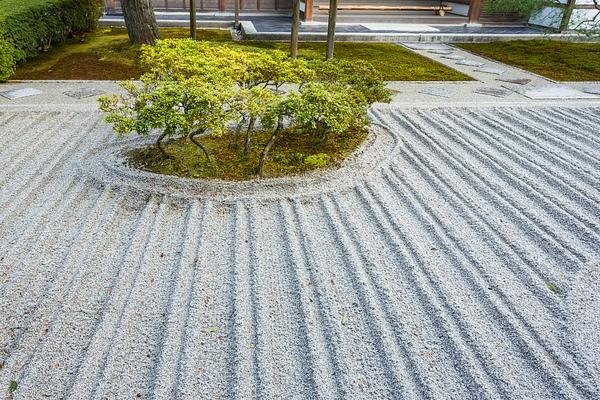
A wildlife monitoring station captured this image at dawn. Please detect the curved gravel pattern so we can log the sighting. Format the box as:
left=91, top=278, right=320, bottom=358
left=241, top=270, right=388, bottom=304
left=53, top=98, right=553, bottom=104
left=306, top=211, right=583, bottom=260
left=0, top=104, right=599, bottom=399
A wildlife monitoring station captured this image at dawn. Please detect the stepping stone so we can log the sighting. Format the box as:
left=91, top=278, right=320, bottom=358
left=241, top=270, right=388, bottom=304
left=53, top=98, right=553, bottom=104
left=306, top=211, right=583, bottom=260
left=473, top=87, right=512, bottom=98
left=0, top=88, right=43, bottom=100
left=582, top=86, right=600, bottom=95
left=475, top=67, right=506, bottom=75
left=503, top=84, right=597, bottom=100
left=441, top=54, right=466, bottom=61
left=428, top=50, right=454, bottom=55
left=419, top=87, right=456, bottom=98
left=400, top=42, right=451, bottom=51
left=496, top=76, right=531, bottom=85
left=456, top=59, right=485, bottom=67
left=63, top=87, right=105, bottom=99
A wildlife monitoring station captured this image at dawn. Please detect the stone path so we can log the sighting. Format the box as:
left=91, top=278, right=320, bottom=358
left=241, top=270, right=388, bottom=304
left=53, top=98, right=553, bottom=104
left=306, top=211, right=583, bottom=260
left=387, top=43, right=600, bottom=105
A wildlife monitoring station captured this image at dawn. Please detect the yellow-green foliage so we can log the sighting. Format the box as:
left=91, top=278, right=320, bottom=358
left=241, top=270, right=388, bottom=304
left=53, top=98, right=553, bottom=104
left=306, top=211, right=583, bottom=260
left=0, top=0, right=102, bottom=81
left=100, top=39, right=390, bottom=177
left=304, top=153, right=331, bottom=168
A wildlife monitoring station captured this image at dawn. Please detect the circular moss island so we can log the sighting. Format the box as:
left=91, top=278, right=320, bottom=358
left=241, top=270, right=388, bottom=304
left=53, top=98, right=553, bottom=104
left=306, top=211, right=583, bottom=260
left=125, top=127, right=367, bottom=181
left=98, top=39, right=392, bottom=182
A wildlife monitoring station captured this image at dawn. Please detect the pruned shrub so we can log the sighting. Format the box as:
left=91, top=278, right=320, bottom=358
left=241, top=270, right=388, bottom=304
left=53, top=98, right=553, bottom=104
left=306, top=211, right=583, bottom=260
left=0, top=0, right=102, bottom=81
left=100, top=40, right=391, bottom=179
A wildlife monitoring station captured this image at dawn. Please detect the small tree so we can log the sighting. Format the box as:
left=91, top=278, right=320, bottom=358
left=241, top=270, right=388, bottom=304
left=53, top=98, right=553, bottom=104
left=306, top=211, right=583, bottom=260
left=255, top=82, right=367, bottom=177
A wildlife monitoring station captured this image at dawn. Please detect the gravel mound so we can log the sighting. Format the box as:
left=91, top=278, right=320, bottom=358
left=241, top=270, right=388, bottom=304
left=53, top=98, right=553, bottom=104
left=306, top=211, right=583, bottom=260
left=0, top=104, right=598, bottom=399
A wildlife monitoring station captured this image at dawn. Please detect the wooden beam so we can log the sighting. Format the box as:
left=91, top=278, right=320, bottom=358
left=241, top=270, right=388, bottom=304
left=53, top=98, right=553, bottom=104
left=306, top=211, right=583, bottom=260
left=468, top=0, right=483, bottom=23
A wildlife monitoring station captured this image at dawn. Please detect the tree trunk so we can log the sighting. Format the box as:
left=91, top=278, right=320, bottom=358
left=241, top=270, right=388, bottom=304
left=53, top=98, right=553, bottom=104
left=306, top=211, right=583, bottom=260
left=257, top=118, right=283, bottom=178
left=190, top=0, right=197, bottom=39
left=290, top=0, right=301, bottom=58
left=243, top=117, right=256, bottom=155
left=189, top=130, right=212, bottom=162
left=122, top=0, right=161, bottom=45
left=156, top=132, right=169, bottom=157
left=326, top=0, right=338, bottom=59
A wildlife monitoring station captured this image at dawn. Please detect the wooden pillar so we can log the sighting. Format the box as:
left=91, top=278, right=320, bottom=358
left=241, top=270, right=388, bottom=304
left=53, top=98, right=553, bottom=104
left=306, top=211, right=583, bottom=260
left=468, top=0, right=483, bottom=24
left=302, top=0, right=313, bottom=21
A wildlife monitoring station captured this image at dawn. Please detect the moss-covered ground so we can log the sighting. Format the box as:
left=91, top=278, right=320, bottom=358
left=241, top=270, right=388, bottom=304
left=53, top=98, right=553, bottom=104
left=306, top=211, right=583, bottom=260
left=13, top=27, right=470, bottom=81
left=457, top=40, right=600, bottom=81
left=126, top=127, right=367, bottom=180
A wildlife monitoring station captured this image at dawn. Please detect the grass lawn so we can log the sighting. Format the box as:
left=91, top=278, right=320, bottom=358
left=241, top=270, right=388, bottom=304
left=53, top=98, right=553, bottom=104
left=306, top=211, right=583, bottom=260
left=127, top=127, right=367, bottom=180
left=13, top=27, right=470, bottom=81
left=456, top=40, right=600, bottom=81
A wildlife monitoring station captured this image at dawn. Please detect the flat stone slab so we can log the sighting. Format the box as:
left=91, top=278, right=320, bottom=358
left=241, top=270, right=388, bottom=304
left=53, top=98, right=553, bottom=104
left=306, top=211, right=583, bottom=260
left=456, top=59, right=486, bottom=67
left=504, top=84, right=598, bottom=100
left=496, top=76, right=532, bottom=85
left=473, top=87, right=512, bottom=98
left=400, top=42, right=451, bottom=51
left=441, top=54, right=466, bottom=61
left=362, top=23, right=439, bottom=32
left=428, top=50, right=454, bottom=55
left=63, top=87, right=106, bottom=99
left=418, top=87, right=456, bottom=98
left=0, top=88, right=43, bottom=100
left=475, top=67, right=506, bottom=75
left=582, top=86, right=600, bottom=95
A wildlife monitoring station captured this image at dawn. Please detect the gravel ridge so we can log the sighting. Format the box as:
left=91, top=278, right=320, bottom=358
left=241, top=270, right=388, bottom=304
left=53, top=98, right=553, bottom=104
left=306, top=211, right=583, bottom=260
left=0, top=104, right=599, bottom=399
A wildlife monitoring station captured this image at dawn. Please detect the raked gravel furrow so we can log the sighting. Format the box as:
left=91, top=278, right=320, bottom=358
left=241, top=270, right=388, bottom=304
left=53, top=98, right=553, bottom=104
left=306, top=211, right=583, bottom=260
left=0, top=105, right=598, bottom=399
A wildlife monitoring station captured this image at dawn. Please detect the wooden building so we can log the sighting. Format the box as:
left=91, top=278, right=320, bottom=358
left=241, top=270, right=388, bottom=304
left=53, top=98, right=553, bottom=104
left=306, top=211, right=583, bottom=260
left=104, top=0, right=502, bottom=24
left=104, top=0, right=595, bottom=28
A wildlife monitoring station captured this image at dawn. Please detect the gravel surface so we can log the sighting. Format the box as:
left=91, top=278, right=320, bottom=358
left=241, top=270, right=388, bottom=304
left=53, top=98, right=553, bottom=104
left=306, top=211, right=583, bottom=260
left=0, top=103, right=599, bottom=399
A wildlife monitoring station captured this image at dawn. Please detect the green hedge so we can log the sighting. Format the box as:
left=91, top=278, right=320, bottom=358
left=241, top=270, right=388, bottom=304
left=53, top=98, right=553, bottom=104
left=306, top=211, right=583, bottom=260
left=0, top=0, right=102, bottom=80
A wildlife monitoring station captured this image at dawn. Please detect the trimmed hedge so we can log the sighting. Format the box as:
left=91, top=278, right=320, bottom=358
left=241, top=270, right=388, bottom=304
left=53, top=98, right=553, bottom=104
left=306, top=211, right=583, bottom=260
left=0, top=0, right=102, bottom=80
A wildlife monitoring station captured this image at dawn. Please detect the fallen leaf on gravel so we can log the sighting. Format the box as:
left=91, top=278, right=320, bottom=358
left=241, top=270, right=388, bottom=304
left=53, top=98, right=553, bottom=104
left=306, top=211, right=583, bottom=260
left=80, top=309, right=97, bottom=317
left=204, top=326, right=220, bottom=334
left=340, top=313, right=349, bottom=326
left=8, top=380, right=17, bottom=396
left=546, top=281, right=560, bottom=294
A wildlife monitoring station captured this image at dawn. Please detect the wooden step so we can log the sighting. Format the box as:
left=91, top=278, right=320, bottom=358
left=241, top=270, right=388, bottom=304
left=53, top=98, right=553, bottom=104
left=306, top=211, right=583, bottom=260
left=317, top=4, right=453, bottom=16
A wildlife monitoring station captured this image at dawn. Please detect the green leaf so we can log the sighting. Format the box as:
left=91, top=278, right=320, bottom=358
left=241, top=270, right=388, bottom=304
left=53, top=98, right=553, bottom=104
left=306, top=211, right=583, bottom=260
left=8, top=380, right=17, bottom=394
left=546, top=281, right=560, bottom=294
left=204, top=326, right=220, bottom=334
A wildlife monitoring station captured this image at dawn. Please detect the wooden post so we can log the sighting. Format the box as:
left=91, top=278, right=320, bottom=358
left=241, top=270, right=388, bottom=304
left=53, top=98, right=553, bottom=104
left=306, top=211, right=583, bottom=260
left=190, top=0, right=197, bottom=39
left=326, top=0, right=337, bottom=59
left=468, top=0, right=483, bottom=24
left=559, top=0, right=576, bottom=32
left=234, top=0, right=240, bottom=28
left=291, top=0, right=300, bottom=58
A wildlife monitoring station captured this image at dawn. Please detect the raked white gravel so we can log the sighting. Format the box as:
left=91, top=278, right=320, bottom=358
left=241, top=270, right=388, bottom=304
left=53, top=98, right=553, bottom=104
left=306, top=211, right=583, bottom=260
left=0, top=103, right=599, bottom=399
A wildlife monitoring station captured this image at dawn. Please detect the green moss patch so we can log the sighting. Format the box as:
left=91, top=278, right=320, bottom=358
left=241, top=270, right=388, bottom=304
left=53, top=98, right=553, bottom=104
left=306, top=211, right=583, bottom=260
left=126, top=127, right=367, bottom=180
left=457, top=40, right=600, bottom=81
left=13, top=27, right=470, bottom=81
